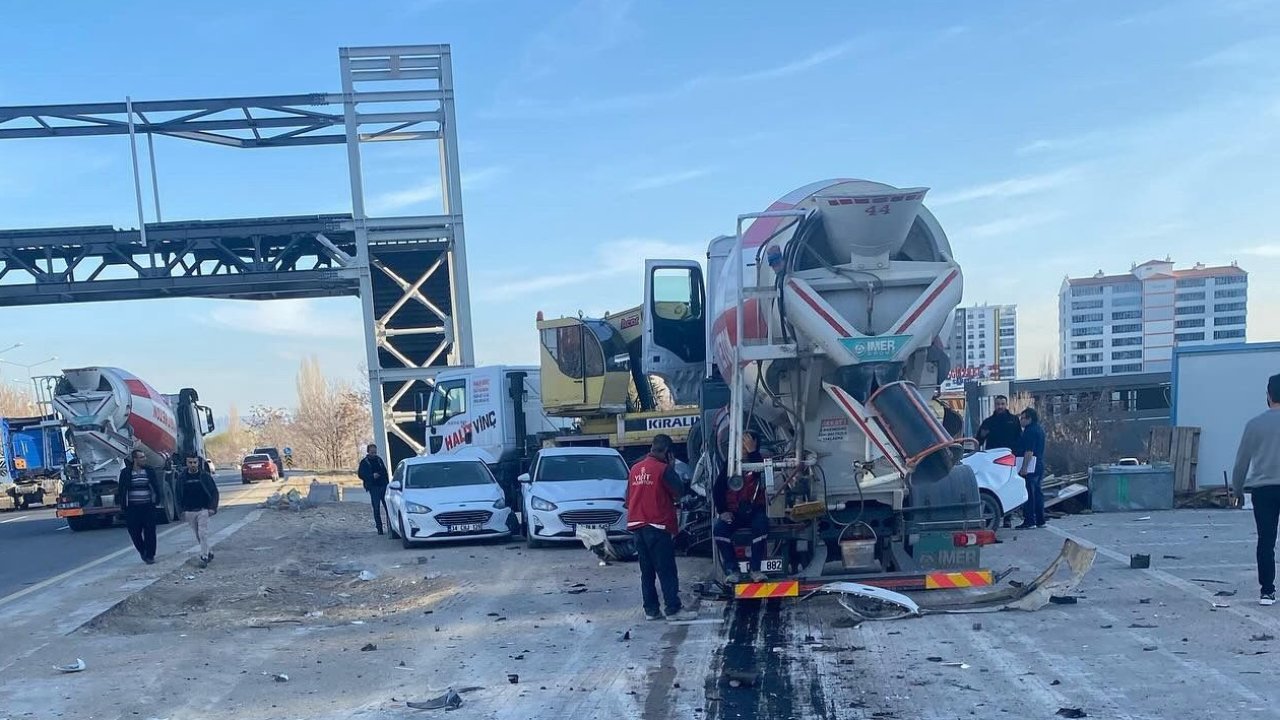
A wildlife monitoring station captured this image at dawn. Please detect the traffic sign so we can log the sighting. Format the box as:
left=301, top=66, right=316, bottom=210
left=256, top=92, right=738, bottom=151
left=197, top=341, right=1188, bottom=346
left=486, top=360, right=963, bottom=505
left=283, top=447, right=293, bottom=457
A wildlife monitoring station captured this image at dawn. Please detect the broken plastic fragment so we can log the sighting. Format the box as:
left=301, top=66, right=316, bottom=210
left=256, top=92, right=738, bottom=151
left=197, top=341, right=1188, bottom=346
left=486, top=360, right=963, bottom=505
left=54, top=658, right=86, bottom=673
left=803, top=582, right=920, bottom=620
left=1056, top=708, right=1087, bottom=718
left=357, top=570, right=377, bottom=581
left=407, top=687, right=463, bottom=711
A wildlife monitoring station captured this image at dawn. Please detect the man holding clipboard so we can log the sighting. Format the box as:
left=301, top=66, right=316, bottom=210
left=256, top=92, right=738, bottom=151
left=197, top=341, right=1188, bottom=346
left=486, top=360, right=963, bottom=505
left=1015, top=408, right=1047, bottom=529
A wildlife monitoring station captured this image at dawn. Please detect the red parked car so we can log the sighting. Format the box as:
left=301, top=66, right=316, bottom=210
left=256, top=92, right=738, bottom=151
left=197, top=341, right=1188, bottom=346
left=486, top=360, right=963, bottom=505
left=241, top=453, right=279, bottom=484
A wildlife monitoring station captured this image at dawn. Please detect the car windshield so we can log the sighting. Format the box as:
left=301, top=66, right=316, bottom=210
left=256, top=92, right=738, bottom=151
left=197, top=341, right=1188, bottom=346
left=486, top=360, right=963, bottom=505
left=537, top=455, right=627, bottom=482
left=243, top=455, right=270, bottom=463
left=404, top=461, right=493, bottom=489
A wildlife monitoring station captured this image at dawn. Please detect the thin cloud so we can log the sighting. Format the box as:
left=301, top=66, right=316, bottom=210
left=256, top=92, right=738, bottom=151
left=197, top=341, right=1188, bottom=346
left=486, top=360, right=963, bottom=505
left=515, top=0, right=635, bottom=82
left=930, top=168, right=1080, bottom=206
left=205, top=299, right=361, bottom=340
left=628, top=168, right=713, bottom=192
left=1189, top=36, right=1279, bottom=69
left=958, top=212, right=1061, bottom=240
left=369, top=166, right=508, bottom=213
left=1239, top=244, right=1280, bottom=258
left=734, top=40, right=861, bottom=82
left=482, top=238, right=704, bottom=301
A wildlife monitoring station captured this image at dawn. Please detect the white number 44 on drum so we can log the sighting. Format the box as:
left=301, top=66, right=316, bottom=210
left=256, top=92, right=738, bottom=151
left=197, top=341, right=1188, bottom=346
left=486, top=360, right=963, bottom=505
left=865, top=204, right=890, bottom=216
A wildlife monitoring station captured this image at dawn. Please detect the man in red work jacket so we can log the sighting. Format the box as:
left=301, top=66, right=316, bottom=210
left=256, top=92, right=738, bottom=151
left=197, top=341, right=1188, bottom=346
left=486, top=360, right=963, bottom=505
left=713, top=431, right=770, bottom=584
left=626, top=434, right=695, bottom=622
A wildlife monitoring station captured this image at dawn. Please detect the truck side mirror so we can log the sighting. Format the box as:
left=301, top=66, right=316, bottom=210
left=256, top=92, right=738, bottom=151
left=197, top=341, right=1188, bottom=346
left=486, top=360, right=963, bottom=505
left=389, top=480, right=402, bottom=491
left=518, top=473, right=531, bottom=484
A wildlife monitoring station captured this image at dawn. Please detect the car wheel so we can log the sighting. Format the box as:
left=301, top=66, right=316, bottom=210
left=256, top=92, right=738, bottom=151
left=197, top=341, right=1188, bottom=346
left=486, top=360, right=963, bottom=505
left=401, top=520, right=415, bottom=549
left=388, top=510, right=401, bottom=540
left=526, top=528, right=544, bottom=549
left=979, top=491, right=1003, bottom=533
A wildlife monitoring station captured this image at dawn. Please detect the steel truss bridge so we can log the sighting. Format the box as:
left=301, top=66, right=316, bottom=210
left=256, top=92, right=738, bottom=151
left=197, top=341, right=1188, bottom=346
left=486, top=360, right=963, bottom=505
left=0, top=44, right=474, bottom=465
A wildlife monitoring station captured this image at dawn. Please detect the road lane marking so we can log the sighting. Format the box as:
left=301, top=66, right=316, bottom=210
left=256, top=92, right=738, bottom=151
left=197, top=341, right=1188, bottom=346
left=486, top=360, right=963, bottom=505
left=1045, top=524, right=1280, bottom=634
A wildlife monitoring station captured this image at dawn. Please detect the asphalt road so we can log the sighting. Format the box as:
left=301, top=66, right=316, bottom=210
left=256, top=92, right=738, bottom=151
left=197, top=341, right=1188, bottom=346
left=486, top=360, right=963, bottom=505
left=0, top=469, right=271, bottom=598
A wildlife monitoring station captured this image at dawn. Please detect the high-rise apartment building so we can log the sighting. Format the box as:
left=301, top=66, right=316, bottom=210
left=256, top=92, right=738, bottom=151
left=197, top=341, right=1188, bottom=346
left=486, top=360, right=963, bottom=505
left=1059, top=259, right=1247, bottom=378
left=947, top=304, right=1017, bottom=382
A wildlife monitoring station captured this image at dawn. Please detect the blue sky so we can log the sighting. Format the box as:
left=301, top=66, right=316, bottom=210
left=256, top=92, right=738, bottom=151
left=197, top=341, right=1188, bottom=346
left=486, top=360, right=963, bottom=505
left=1, top=0, right=1278, bottom=418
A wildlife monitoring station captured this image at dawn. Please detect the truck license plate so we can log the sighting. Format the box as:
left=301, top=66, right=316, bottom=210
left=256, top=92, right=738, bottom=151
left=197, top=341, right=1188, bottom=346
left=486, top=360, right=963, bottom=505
left=738, top=558, right=785, bottom=573
left=449, top=523, right=484, bottom=533
left=577, top=523, right=610, bottom=530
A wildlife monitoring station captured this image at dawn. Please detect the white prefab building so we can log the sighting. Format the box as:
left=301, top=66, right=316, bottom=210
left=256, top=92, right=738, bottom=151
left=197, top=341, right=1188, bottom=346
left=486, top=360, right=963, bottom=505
left=1172, top=343, right=1280, bottom=489
left=1059, top=259, right=1247, bottom=379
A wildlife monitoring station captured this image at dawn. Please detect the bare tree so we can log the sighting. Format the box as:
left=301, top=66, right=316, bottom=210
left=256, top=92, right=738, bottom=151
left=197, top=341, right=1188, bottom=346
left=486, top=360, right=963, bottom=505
left=0, top=384, right=37, bottom=417
left=293, top=356, right=371, bottom=470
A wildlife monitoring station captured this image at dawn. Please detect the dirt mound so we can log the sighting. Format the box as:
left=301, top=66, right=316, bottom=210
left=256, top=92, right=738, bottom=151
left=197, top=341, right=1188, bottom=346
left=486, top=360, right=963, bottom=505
left=83, top=502, right=453, bottom=635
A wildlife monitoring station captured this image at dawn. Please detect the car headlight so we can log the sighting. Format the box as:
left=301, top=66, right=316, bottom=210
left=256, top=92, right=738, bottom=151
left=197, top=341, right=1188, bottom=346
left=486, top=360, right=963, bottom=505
left=404, top=501, right=432, bottom=514
left=531, top=496, right=557, bottom=511
left=493, top=497, right=507, bottom=509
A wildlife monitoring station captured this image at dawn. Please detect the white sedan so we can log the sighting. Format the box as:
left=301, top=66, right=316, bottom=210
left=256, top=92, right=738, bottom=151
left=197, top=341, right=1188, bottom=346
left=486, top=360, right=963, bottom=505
left=519, top=447, right=629, bottom=548
left=961, top=447, right=1028, bottom=531
left=384, top=451, right=515, bottom=548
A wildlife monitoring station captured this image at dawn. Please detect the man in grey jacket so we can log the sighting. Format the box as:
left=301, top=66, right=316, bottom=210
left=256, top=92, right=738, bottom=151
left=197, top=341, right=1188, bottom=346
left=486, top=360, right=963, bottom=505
left=1231, top=373, right=1280, bottom=606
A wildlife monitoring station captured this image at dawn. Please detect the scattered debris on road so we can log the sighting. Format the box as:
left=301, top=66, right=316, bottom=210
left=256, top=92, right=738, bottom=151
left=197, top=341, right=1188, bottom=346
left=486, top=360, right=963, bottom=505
left=1056, top=708, right=1088, bottom=718
left=1130, top=554, right=1150, bottom=569
left=360, top=643, right=377, bottom=652
left=408, top=687, right=463, bottom=711
left=53, top=658, right=86, bottom=673
left=804, top=581, right=919, bottom=620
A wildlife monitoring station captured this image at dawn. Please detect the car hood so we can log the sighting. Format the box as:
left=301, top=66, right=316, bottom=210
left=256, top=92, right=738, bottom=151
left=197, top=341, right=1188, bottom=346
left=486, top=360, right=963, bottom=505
left=402, top=485, right=502, bottom=506
left=527, top=479, right=626, bottom=504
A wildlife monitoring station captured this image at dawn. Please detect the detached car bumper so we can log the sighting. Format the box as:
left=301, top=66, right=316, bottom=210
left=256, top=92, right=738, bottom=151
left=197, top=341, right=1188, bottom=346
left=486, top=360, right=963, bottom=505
left=404, top=507, right=514, bottom=542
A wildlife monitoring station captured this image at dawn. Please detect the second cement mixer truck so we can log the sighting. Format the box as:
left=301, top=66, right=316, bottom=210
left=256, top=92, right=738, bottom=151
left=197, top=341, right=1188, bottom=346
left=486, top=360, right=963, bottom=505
left=52, top=367, right=215, bottom=531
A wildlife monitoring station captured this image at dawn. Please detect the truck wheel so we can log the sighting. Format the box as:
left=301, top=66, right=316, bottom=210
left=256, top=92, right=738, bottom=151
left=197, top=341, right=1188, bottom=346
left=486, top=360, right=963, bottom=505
left=66, top=517, right=94, bottom=532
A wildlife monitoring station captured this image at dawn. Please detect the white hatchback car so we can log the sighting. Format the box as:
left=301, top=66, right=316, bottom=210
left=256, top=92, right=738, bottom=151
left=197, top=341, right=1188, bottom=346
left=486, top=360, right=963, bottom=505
left=961, top=447, right=1029, bottom=531
left=519, top=447, right=630, bottom=548
left=384, top=450, right=515, bottom=548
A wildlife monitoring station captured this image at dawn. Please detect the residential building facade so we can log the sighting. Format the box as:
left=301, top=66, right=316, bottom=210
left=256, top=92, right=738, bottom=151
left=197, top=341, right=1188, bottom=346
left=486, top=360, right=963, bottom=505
left=1059, top=259, right=1247, bottom=378
left=947, top=304, right=1017, bottom=383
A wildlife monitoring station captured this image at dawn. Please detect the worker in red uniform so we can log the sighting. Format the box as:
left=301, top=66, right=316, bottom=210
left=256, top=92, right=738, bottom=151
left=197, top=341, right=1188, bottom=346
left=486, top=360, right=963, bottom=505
left=625, top=434, right=695, bottom=622
left=713, top=431, right=770, bottom=584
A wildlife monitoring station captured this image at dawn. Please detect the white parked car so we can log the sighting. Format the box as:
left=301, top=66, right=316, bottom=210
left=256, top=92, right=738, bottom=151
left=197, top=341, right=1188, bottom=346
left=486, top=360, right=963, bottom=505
left=961, top=447, right=1029, bottom=531
left=519, top=447, right=629, bottom=548
left=383, top=449, right=514, bottom=548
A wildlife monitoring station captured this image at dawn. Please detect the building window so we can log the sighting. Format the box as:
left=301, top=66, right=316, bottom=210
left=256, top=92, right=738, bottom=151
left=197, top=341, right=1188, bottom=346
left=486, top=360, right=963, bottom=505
left=1111, top=310, right=1142, bottom=321
left=1073, top=353, right=1103, bottom=363
left=1215, top=275, right=1246, bottom=286
left=1071, top=299, right=1103, bottom=310
left=1112, top=337, right=1143, bottom=347
left=1214, top=302, right=1246, bottom=312
left=1174, top=305, right=1205, bottom=315
left=1071, top=286, right=1104, bottom=297
left=1072, top=313, right=1104, bottom=323
left=1175, top=318, right=1205, bottom=329
left=1112, top=282, right=1141, bottom=294
left=1214, top=329, right=1246, bottom=340
left=1111, top=350, right=1142, bottom=360
left=1175, top=331, right=1205, bottom=342
left=1175, top=291, right=1205, bottom=302
left=1112, top=363, right=1143, bottom=373
left=1216, top=288, right=1246, bottom=299
left=1071, top=326, right=1103, bottom=337
left=1112, top=296, right=1142, bottom=307
left=1176, top=278, right=1206, bottom=288
left=1112, top=323, right=1142, bottom=334
left=1071, top=366, right=1104, bottom=377
left=1214, top=316, right=1246, bottom=327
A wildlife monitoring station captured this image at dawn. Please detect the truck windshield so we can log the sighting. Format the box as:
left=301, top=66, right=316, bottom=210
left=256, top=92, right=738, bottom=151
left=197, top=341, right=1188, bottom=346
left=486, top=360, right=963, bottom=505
left=405, top=461, right=493, bottom=489
left=537, top=455, right=628, bottom=482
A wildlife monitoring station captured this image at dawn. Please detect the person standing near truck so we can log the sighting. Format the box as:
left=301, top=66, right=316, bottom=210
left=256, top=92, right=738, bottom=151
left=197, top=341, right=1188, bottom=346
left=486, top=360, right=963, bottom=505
left=1230, top=373, right=1280, bottom=606
left=358, top=444, right=390, bottom=535
left=179, top=454, right=220, bottom=567
left=1015, top=408, right=1046, bottom=529
left=977, top=395, right=1022, bottom=451
left=118, top=449, right=161, bottom=564
left=625, top=433, right=695, bottom=622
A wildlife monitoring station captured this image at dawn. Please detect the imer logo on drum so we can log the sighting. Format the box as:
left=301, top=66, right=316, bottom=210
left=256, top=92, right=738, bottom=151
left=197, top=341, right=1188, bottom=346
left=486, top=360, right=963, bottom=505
left=645, top=415, right=696, bottom=431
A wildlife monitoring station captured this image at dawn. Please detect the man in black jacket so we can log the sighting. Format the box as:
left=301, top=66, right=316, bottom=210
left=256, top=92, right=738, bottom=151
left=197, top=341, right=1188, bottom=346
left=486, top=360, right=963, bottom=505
left=179, top=454, right=220, bottom=567
left=118, top=449, right=163, bottom=564
left=358, top=444, right=390, bottom=535
left=977, top=395, right=1022, bottom=451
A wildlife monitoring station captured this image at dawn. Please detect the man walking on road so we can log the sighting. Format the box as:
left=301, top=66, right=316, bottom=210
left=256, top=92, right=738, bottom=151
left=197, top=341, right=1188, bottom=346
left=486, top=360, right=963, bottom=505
left=1015, top=408, right=1046, bottom=529
left=118, top=449, right=161, bottom=564
left=977, top=395, right=1022, bottom=451
left=358, top=444, right=390, bottom=535
left=1231, top=373, right=1280, bottom=606
left=625, top=433, right=696, bottom=622
left=179, top=454, right=220, bottom=567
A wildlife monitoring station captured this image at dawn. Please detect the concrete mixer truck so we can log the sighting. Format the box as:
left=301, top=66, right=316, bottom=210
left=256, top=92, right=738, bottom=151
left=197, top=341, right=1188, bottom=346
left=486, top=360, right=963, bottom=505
left=629, top=178, right=996, bottom=593
left=51, top=367, right=215, bottom=531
